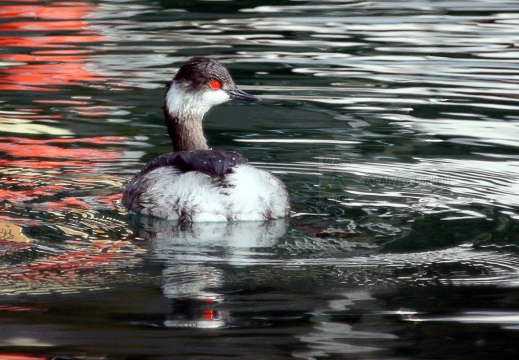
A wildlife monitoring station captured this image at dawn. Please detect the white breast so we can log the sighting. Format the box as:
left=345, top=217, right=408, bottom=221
left=129, top=164, right=290, bottom=222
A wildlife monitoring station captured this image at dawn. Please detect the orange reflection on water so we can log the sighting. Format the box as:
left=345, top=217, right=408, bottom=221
left=0, top=136, right=125, bottom=169
left=0, top=1, right=104, bottom=91
left=0, top=355, right=47, bottom=360
left=0, top=2, right=140, bottom=293
left=0, top=183, right=67, bottom=203
left=0, top=3, right=95, bottom=22
left=0, top=136, right=125, bottom=212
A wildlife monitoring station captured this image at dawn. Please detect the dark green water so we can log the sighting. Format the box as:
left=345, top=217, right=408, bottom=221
left=1, top=0, right=519, bottom=358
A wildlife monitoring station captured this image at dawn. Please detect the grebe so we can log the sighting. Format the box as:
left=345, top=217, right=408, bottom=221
left=122, top=57, right=290, bottom=222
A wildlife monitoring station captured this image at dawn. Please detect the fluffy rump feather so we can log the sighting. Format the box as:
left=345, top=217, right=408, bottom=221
left=122, top=164, right=290, bottom=222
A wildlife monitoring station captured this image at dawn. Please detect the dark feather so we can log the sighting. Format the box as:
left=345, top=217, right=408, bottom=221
left=138, top=150, right=248, bottom=178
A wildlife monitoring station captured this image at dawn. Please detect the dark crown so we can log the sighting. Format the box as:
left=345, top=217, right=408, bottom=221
left=173, top=57, right=234, bottom=91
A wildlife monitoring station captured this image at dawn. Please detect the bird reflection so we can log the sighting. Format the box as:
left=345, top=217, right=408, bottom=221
left=128, top=215, right=288, bottom=249
left=127, top=215, right=288, bottom=328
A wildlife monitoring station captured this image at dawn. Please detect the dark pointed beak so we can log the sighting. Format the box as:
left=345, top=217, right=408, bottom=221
left=227, top=88, right=260, bottom=102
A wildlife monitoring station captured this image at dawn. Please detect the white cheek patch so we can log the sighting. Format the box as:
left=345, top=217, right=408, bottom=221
left=166, top=84, right=187, bottom=114
left=166, top=83, right=230, bottom=116
left=200, top=88, right=230, bottom=107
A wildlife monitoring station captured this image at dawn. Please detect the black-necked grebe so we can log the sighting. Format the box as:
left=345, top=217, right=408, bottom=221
left=122, top=57, right=290, bottom=222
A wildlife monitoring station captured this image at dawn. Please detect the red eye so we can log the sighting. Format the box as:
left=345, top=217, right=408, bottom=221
left=209, top=79, right=221, bottom=90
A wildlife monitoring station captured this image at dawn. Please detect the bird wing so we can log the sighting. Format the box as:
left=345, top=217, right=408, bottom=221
left=138, top=150, right=249, bottom=178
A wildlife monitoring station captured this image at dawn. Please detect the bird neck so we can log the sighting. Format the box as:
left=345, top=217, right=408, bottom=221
left=164, top=110, right=209, bottom=152
left=164, top=84, right=210, bottom=152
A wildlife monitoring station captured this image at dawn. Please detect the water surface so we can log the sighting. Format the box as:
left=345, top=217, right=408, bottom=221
left=1, top=0, right=519, bottom=358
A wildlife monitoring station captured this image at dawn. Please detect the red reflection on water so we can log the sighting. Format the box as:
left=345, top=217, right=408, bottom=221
left=0, top=137, right=125, bottom=169
left=0, top=3, right=95, bottom=21
left=0, top=304, right=45, bottom=312
left=0, top=185, right=68, bottom=203
left=0, top=2, right=135, bottom=290
left=0, top=355, right=47, bottom=360
left=0, top=136, right=125, bottom=211
left=0, top=1, right=104, bottom=91
left=6, top=250, right=130, bottom=278
left=42, top=197, right=92, bottom=210
left=70, top=105, right=125, bottom=117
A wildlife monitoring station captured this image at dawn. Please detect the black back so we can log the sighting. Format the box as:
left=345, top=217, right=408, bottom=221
left=138, top=150, right=248, bottom=178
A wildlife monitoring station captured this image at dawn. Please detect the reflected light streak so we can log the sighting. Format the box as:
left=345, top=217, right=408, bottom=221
left=0, top=137, right=124, bottom=169
left=0, top=1, right=104, bottom=91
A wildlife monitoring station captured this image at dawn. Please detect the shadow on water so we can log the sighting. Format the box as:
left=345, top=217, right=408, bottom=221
left=1, top=0, right=519, bottom=358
